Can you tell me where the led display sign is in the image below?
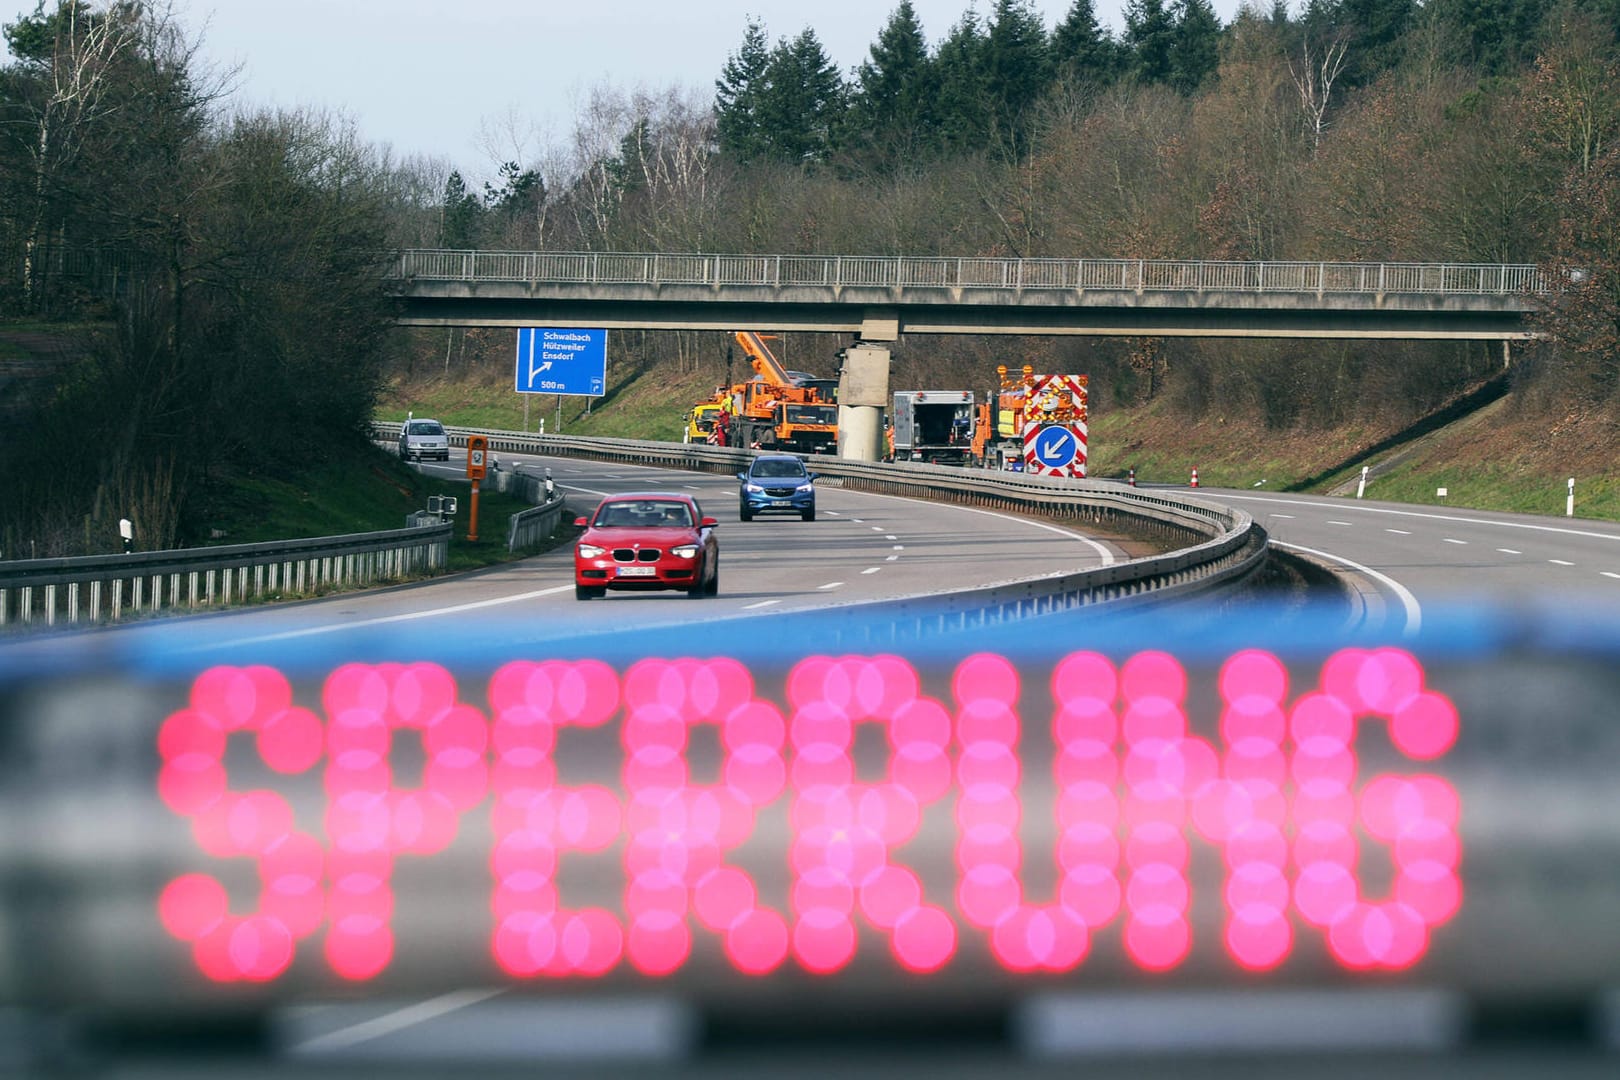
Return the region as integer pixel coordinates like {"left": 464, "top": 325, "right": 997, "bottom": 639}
{"left": 153, "top": 647, "right": 1459, "bottom": 985}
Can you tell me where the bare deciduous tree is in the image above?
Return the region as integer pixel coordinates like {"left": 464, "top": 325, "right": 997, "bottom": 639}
{"left": 1289, "top": 33, "right": 1348, "bottom": 153}
{"left": 11, "top": 0, "right": 141, "bottom": 305}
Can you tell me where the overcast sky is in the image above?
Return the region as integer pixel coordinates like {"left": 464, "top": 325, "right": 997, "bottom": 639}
{"left": 6, "top": 1, "right": 1250, "bottom": 179}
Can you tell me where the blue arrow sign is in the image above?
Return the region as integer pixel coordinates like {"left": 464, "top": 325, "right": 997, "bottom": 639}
{"left": 1031, "top": 425, "right": 1077, "bottom": 469}
{"left": 514, "top": 328, "right": 608, "bottom": 395}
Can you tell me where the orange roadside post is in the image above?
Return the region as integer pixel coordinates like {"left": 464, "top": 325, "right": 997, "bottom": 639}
{"left": 466, "top": 435, "right": 489, "bottom": 542}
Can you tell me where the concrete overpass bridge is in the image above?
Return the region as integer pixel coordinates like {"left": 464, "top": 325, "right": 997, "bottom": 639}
{"left": 385, "top": 249, "right": 1547, "bottom": 342}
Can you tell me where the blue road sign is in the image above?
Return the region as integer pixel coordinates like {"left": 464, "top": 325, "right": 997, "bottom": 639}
{"left": 1030, "top": 425, "right": 1078, "bottom": 469}
{"left": 515, "top": 328, "right": 607, "bottom": 395}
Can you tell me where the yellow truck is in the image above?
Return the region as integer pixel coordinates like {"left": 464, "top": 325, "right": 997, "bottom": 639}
{"left": 683, "top": 400, "right": 725, "bottom": 444}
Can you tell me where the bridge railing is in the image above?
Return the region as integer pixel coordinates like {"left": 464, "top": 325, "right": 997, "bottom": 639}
{"left": 388, "top": 249, "right": 1550, "bottom": 296}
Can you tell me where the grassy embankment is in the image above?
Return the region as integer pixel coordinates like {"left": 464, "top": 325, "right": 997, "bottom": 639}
{"left": 187, "top": 445, "right": 547, "bottom": 574}
{"left": 383, "top": 364, "right": 716, "bottom": 444}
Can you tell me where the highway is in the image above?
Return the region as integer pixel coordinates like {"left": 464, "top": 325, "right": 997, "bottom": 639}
{"left": 1212, "top": 488, "right": 1620, "bottom": 637}
{"left": 0, "top": 451, "right": 1134, "bottom": 672}
{"left": 4, "top": 451, "right": 1620, "bottom": 1076}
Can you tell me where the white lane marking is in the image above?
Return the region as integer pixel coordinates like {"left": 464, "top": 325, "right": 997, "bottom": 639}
{"left": 1386, "top": 529, "right": 1412, "bottom": 535}
{"left": 1550, "top": 559, "right": 1575, "bottom": 567}
{"left": 862, "top": 567, "right": 882, "bottom": 575}
{"left": 892, "top": 545, "right": 905, "bottom": 551}
{"left": 887, "top": 555, "right": 900, "bottom": 562}
{"left": 292, "top": 988, "right": 506, "bottom": 1053}
{"left": 1442, "top": 539, "right": 1468, "bottom": 546}
{"left": 207, "top": 585, "right": 577, "bottom": 647}
{"left": 818, "top": 582, "right": 844, "bottom": 590}
{"left": 1221, "top": 494, "right": 1620, "bottom": 542}
{"left": 1272, "top": 541, "right": 1422, "bottom": 638}
{"left": 742, "top": 600, "right": 781, "bottom": 610}
{"left": 851, "top": 518, "right": 864, "bottom": 523}
{"left": 559, "top": 482, "right": 614, "bottom": 497}
{"left": 1327, "top": 520, "right": 1353, "bottom": 526}
{"left": 1270, "top": 514, "right": 1295, "bottom": 519}
{"left": 885, "top": 534, "right": 898, "bottom": 540}
{"left": 1498, "top": 548, "right": 1521, "bottom": 555}
{"left": 1603, "top": 572, "right": 1620, "bottom": 581}
{"left": 870, "top": 526, "right": 884, "bottom": 532}
{"left": 826, "top": 511, "right": 841, "bottom": 516}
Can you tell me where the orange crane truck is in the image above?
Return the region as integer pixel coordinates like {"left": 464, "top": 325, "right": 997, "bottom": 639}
{"left": 721, "top": 331, "right": 838, "bottom": 453}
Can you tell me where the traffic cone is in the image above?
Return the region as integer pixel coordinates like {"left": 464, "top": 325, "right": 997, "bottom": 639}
{"left": 1128, "top": 467, "right": 1136, "bottom": 487}
{"left": 1190, "top": 467, "right": 1199, "bottom": 488}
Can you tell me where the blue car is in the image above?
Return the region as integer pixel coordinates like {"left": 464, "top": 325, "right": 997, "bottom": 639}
{"left": 738, "top": 454, "right": 817, "bottom": 521}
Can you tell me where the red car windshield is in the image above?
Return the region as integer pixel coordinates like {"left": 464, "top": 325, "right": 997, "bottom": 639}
{"left": 593, "top": 501, "right": 693, "bottom": 528}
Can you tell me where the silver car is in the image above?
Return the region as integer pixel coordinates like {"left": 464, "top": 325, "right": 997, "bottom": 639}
{"left": 398, "top": 418, "right": 450, "bottom": 462}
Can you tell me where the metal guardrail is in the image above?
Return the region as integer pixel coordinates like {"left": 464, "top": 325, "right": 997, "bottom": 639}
{"left": 373, "top": 423, "right": 1268, "bottom": 636}
{"left": 0, "top": 524, "right": 451, "bottom": 630}
{"left": 486, "top": 466, "right": 569, "bottom": 551}
{"left": 388, "top": 249, "right": 1549, "bottom": 297}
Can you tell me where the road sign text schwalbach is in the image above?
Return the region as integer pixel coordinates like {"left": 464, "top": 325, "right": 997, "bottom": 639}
{"left": 515, "top": 328, "right": 608, "bottom": 396}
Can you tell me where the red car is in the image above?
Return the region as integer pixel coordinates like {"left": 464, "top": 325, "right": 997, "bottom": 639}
{"left": 572, "top": 492, "right": 719, "bottom": 600}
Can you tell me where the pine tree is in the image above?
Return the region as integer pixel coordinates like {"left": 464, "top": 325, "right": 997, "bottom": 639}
{"left": 1429, "top": 0, "right": 1549, "bottom": 74}
{"left": 715, "top": 19, "right": 771, "bottom": 160}
{"left": 1170, "top": 0, "right": 1222, "bottom": 95}
{"left": 985, "top": 0, "right": 1051, "bottom": 150}
{"left": 853, "top": 1, "right": 938, "bottom": 156}
{"left": 758, "top": 28, "right": 846, "bottom": 164}
{"left": 440, "top": 171, "right": 482, "bottom": 248}
{"left": 1125, "top": 0, "right": 1178, "bottom": 85}
{"left": 1340, "top": 0, "right": 1417, "bottom": 82}
{"left": 934, "top": 10, "right": 991, "bottom": 151}
{"left": 1052, "top": 0, "right": 1120, "bottom": 86}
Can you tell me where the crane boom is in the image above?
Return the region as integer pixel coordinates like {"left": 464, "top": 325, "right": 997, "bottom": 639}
{"left": 734, "top": 330, "right": 795, "bottom": 387}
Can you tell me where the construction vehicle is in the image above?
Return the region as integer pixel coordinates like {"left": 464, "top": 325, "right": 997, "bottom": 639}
{"left": 972, "top": 365, "right": 1090, "bottom": 471}
{"left": 719, "top": 331, "right": 839, "bottom": 453}
{"left": 890, "top": 390, "right": 977, "bottom": 465}
{"left": 682, "top": 400, "right": 724, "bottom": 443}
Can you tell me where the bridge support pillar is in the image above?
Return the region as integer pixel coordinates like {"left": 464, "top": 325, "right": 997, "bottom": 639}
{"left": 836, "top": 343, "right": 891, "bottom": 462}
